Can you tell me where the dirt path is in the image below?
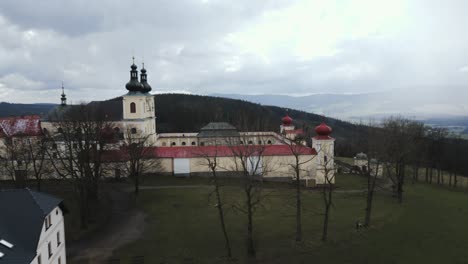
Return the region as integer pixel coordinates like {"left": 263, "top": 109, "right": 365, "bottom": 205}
{"left": 68, "top": 187, "right": 145, "bottom": 263}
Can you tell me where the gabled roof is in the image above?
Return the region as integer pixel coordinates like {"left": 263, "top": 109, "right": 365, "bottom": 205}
{"left": 198, "top": 122, "right": 240, "bottom": 138}
{"left": 0, "top": 189, "right": 63, "bottom": 263}
{"left": 0, "top": 115, "right": 42, "bottom": 138}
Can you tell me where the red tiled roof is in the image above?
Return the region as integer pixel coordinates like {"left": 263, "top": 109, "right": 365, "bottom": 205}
{"left": 102, "top": 144, "right": 317, "bottom": 162}
{"left": 0, "top": 115, "right": 42, "bottom": 138}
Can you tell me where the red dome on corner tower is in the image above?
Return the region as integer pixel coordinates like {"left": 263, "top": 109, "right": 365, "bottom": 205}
{"left": 282, "top": 115, "right": 293, "bottom": 126}
{"left": 315, "top": 122, "right": 332, "bottom": 136}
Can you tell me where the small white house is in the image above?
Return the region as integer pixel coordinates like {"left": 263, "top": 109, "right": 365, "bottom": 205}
{"left": 0, "top": 189, "right": 67, "bottom": 264}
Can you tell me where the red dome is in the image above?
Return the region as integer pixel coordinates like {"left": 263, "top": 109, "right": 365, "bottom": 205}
{"left": 315, "top": 122, "right": 332, "bottom": 136}
{"left": 282, "top": 115, "right": 293, "bottom": 126}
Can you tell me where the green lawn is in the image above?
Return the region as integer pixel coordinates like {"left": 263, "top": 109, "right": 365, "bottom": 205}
{"left": 110, "top": 174, "right": 468, "bottom": 263}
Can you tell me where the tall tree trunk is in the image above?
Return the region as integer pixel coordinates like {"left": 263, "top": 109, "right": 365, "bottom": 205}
{"left": 213, "top": 172, "right": 232, "bottom": 258}
{"left": 246, "top": 188, "right": 255, "bottom": 257}
{"left": 364, "top": 189, "right": 374, "bottom": 227}
{"left": 135, "top": 171, "right": 140, "bottom": 195}
{"left": 295, "top": 167, "right": 302, "bottom": 242}
{"left": 425, "top": 167, "right": 429, "bottom": 182}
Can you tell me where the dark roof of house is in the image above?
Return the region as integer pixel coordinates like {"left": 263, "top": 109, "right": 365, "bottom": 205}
{"left": 87, "top": 99, "right": 123, "bottom": 121}
{"left": 197, "top": 122, "right": 240, "bottom": 138}
{"left": 45, "top": 98, "right": 124, "bottom": 122}
{"left": 0, "top": 189, "right": 63, "bottom": 263}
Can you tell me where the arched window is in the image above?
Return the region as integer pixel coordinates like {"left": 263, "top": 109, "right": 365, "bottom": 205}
{"left": 57, "top": 127, "right": 63, "bottom": 133}
{"left": 258, "top": 140, "right": 262, "bottom": 145}
{"left": 267, "top": 140, "right": 272, "bottom": 144}
{"left": 114, "top": 127, "right": 120, "bottom": 133}
{"left": 130, "top": 102, "right": 136, "bottom": 113}
{"left": 162, "top": 142, "right": 167, "bottom": 146}
{"left": 171, "top": 142, "right": 176, "bottom": 146}
{"left": 191, "top": 142, "right": 196, "bottom": 146}
{"left": 248, "top": 140, "right": 253, "bottom": 145}
{"left": 131, "top": 128, "right": 137, "bottom": 134}
{"left": 200, "top": 142, "right": 205, "bottom": 146}
{"left": 182, "top": 142, "right": 186, "bottom": 146}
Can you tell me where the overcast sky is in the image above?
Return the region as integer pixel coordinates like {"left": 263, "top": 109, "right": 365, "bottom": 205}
{"left": 0, "top": 0, "right": 467, "bottom": 115}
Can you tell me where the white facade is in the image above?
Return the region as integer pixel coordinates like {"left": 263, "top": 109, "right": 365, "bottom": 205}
{"left": 30, "top": 206, "right": 67, "bottom": 264}
{"left": 122, "top": 93, "right": 157, "bottom": 145}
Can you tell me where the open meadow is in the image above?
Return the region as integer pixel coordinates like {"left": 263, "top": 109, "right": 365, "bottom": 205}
{"left": 107, "top": 174, "right": 468, "bottom": 264}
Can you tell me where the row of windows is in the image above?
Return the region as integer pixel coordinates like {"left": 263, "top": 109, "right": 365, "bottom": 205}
{"left": 38, "top": 209, "right": 62, "bottom": 264}
{"left": 161, "top": 140, "right": 275, "bottom": 147}
{"left": 130, "top": 102, "right": 154, "bottom": 114}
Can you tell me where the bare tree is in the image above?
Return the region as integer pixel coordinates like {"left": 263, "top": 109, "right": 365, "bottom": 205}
{"left": 121, "top": 127, "right": 160, "bottom": 195}
{"left": 25, "top": 137, "right": 50, "bottom": 191}
{"left": 0, "top": 136, "right": 30, "bottom": 184}
{"left": 284, "top": 137, "right": 316, "bottom": 242}
{"left": 319, "top": 148, "right": 335, "bottom": 242}
{"left": 381, "top": 117, "right": 423, "bottom": 203}
{"left": 194, "top": 142, "right": 232, "bottom": 259}
{"left": 47, "top": 103, "right": 113, "bottom": 228}
{"left": 228, "top": 137, "right": 270, "bottom": 258}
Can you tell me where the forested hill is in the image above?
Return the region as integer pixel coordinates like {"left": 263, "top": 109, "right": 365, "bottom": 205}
{"left": 0, "top": 94, "right": 365, "bottom": 156}
{"left": 155, "top": 94, "right": 365, "bottom": 156}
{"left": 0, "top": 102, "right": 57, "bottom": 117}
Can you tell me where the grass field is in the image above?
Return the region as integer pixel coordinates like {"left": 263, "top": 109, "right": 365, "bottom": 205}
{"left": 109, "top": 174, "right": 468, "bottom": 264}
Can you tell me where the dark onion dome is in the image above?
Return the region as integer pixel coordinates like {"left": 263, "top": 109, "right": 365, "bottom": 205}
{"left": 315, "top": 122, "right": 332, "bottom": 136}
{"left": 140, "top": 66, "right": 152, "bottom": 93}
{"left": 281, "top": 114, "right": 293, "bottom": 126}
{"left": 126, "top": 62, "right": 144, "bottom": 92}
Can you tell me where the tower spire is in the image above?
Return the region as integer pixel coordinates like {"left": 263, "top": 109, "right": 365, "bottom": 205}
{"left": 61, "top": 82, "right": 67, "bottom": 106}
{"left": 125, "top": 57, "right": 143, "bottom": 92}
{"left": 140, "top": 61, "right": 152, "bottom": 93}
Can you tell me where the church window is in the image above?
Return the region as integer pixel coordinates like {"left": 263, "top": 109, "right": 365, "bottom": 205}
{"left": 130, "top": 102, "right": 136, "bottom": 113}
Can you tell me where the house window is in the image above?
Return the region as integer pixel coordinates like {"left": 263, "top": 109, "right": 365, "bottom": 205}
{"left": 38, "top": 254, "right": 42, "bottom": 264}
{"left": 44, "top": 214, "right": 52, "bottom": 231}
{"left": 57, "top": 231, "right": 61, "bottom": 246}
{"left": 131, "top": 128, "right": 137, "bottom": 134}
{"left": 324, "top": 156, "right": 328, "bottom": 163}
{"left": 130, "top": 102, "right": 136, "bottom": 113}
{"left": 58, "top": 256, "right": 61, "bottom": 264}
{"left": 48, "top": 242, "right": 52, "bottom": 258}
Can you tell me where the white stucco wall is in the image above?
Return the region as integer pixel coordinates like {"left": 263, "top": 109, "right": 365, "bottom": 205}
{"left": 30, "top": 206, "right": 66, "bottom": 264}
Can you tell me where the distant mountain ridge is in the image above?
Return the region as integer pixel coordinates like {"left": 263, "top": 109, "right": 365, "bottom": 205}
{"left": 0, "top": 102, "right": 57, "bottom": 117}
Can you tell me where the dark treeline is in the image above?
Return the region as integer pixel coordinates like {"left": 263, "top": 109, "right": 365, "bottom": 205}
{"left": 154, "top": 93, "right": 364, "bottom": 155}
